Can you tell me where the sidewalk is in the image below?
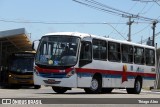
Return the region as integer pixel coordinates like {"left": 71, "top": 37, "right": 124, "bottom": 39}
{"left": 151, "top": 89, "right": 160, "bottom": 92}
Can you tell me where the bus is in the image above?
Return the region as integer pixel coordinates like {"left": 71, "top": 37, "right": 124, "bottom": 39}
{"left": 8, "top": 52, "right": 41, "bottom": 89}
{"left": 33, "top": 32, "right": 156, "bottom": 94}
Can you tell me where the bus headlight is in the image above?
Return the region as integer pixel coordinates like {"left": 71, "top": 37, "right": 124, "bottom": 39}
{"left": 9, "top": 74, "right": 12, "bottom": 77}
{"left": 9, "top": 74, "right": 15, "bottom": 79}
{"left": 66, "top": 68, "right": 76, "bottom": 78}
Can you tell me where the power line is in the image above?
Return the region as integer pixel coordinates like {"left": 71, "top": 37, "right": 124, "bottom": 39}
{"left": 0, "top": 18, "right": 128, "bottom": 40}
{"left": 72, "top": 0, "right": 122, "bottom": 16}
{"left": 132, "top": 24, "right": 150, "bottom": 35}
{"left": 133, "top": 0, "right": 160, "bottom": 44}
{"left": 138, "top": 32, "right": 160, "bottom": 44}
{"left": 133, "top": 0, "right": 160, "bottom": 7}
{"left": 108, "top": 1, "right": 138, "bottom": 37}
{"left": 128, "top": 1, "right": 139, "bottom": 12}
{"left": 122, "top": 1, "right": 153, "bottom": 35}
{"left": 85, "top": 0, "right": 129, "bottom": 40}
{"left": 106, "top": 23, "right": 128, "bottom": 40}
{"left": 110, "top": 1, "right": 150, "bottom": 38}
{"left": 0, "top": 19, "right": 126, "bottom": 25}
{"left": 157, "top": 15, "right": 160, "bottom": 19}
{"left": 155, "top": 0, "right": 160, "bottom": 6}
{"left": 137, "top": 2, "right": 149, "bottom": 15}
{"left": 138, "top": 3, "right": 154, "bottom": 15}
{"left": 133, "top": 0, "right": 160, "bottom": 2}
{"left": 73, "top": 0, "right": 158, "bottom": 21}
{"left": 73, "top": 0, "right": 159, "bottom": 41}
{"left": 83, "top": 0, "right": 134, "bottom": 16}
{"left": 126, "top": 1, "right": 155, "bottom": 37}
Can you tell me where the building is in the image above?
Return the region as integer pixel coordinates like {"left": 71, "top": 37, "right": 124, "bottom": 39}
{"left": 0, "top": 28, "right": 34, "bottom": 85}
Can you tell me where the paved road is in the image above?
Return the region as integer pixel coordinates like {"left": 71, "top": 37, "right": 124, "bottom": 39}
{"left": 0, "top": 86, "right": 160, "bottom": 107}
{"left": 0, "top": 86, "right": 160, "bottom": 98}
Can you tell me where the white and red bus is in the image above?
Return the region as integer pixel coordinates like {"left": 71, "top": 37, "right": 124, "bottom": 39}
{"left": 33, "top": 32, "right": 156, "bottom": 94}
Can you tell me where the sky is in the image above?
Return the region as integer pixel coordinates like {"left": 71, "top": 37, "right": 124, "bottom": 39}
{"left": 0, "top": 0, "right": 160, "bottom": 47}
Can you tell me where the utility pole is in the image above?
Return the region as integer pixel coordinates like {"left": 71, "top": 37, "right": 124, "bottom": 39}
{"left": 141, "top": 36, "right": 143, "bottom": 44}
{"left": 127, "top": 16, "right": 134, "bottom": 42}
{"left": 152, "top": 20, "right": 158, "bottom": 47}
{"left": 122, "top": 14, "right": 138, "bottom": 42}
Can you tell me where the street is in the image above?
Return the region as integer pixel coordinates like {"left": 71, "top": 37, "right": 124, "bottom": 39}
{"left": 0, "top": 86, "right": 160, "bottom": 98}
{"left": 0, "top": 86, "right": 160, "bottom": 107}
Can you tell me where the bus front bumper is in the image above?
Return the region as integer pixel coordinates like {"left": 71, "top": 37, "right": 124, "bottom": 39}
{"left": 33, "top": 72, "right": 77, "bottom": 88}
{"left": 8, "top": 73, "right": 34, "bottom": 85}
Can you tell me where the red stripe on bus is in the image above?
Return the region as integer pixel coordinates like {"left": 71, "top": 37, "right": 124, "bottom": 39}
{"left": 35, "top": 66, "right": 72, "bottom": 73}
{"left": 75, "top": 68, "right": 156, "bottom": 78}
{"left": 35, "top": 66, "right": 156, "bottom": 78}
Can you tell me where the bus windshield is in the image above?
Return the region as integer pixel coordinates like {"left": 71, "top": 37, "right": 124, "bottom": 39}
{"left": 35, "top": 36, "right": 80, "bottom": 67}
{"left": 10, "top": 58, "right": 34, "bottom": 73}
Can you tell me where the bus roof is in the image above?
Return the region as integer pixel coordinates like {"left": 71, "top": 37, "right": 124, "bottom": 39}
{"left": 45, "top": 32, "right": 155, "bottom": 49}
{"left": 45, "top": 32, "right": 90, "bottom": 38}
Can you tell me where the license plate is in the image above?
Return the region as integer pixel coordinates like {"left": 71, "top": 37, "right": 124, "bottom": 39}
{"left": 43, "top": 79, "right": 60, "bottom": 84}
{"left": 48, "top": 79, "right": 55, "bottom": 83}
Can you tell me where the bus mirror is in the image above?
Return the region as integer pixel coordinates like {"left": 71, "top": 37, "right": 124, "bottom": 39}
{"left": 32, "top": 40, "right": 40, "bottom": 51}
{"left": 32, "top": 42, "right": 35, "bottom": 50}
{"left": 85, "top": 44, "right": 90, "bottom": 52}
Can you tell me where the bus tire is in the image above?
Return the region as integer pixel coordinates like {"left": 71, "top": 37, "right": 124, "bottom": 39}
{"left": 101, "top": 88, "right": 113, "bottom": 93}
{"left": 34, "top": 85, "right": 41, "bottom": 89}
{"left": 127, "top": 78, "right": 142, "bottom": 94}
{"left": 84, "top": 76, "right": 102, "bottom": 94}
{"left": 9, "top": 84, "right": 21, "bottom": 89}
{"left": 52, "top": 87, "right": 68, "bottom": 94}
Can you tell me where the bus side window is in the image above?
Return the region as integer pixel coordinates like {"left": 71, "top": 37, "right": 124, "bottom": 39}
{"left": 92, "top": 39, "right": 107, "bottom": 60}
{"left": 145, "top": 49, "right": 155, "bottom": 66}
{"left": 108, "top": 42, "right": 121, "bottom": 62}
{"left": 134, "top": 47, "right": 144, "bottom": 65}
{"left": 79, "top": 41, "right": 92, "bottom": 67}
{"left": 80, "top": 42, "right": 92, "bottom": 60}
{"left": 122, "top": 44, "right": 133, "bottom": 63}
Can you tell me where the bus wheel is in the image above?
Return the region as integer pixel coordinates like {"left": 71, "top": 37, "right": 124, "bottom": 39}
{"left": 101, "top": 88, "right": 113, "bottom": 93}
{"left": 52, "top": 87, "right": 68, "bottom": 94}
{"left": 9, "top": 84, "right": 21, "bottom": 89}
{"left": 127, "top": 78, "right": 142, "bottom": 94}
{"left": 84, "top": 76, "right": 102, "bottom": 94}
{"left": 34, "top": 85, "right": 41, "bottom": 89}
